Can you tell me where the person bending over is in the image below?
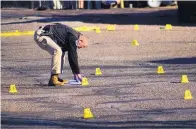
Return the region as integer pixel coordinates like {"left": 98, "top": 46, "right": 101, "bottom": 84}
{"left": 34, "top": 23, "right": 88, "bottom": 86}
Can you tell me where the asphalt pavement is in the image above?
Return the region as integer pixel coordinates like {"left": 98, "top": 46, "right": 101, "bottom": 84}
{"left": 1, "top": 7, "right": 196, "bottom": 129}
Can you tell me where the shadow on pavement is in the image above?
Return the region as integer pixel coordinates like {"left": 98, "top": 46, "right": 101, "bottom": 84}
{"left": 1, "top": 8, "right": 196, "bottom": 27}
{"left": 149, "top": 57, "right": 196, "bottom": 64}
{"left": 1, "top": 60, "right": 196, "bottom": 87}
{"left": 2, "top": 112, "right": 196, "bottom": 129}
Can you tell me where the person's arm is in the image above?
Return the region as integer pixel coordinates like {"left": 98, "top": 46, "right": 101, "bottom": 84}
{"left": 68, "top": 44, "right": 83, "bottom": 81}
{"left": 68, "top": 34, "right": 80, "bottom": 74}
{"left": 68, "top": 46, "right": 80, "bottom": 74}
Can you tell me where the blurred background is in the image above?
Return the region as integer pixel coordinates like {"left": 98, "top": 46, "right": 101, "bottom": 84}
{"left": 1, "top": 0, "right": 196, "bottom": 23}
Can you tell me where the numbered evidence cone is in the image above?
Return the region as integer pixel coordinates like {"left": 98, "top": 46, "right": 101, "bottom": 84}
{"left": 82, "top": 77, "right": 89, "bottom": 86}
{"left": 165, "top": 24, "right": 172, "bottom": 30}
{"left": 181, "top": 75, "right": 189, "bottom": 83}
{"left": 132, "top": 40, "right": 139, "bottom": 46}
{"left": 95, "top": 68, "right": 102, "bottom": 76}
{"left": 157, "top": 66, "right": 165, "bottom": 74}
{"left": 106, "top": 25, "right": 115, "bottom": 31}
{"left": 134, "top": 24, "right": 139, "bottom": 31}
{"left": 9, "top": 84, "right": 17, "bottom": 93}
{"left": 184, "top": 90, "right": 193, "bottom": 100}
{"left": 84, "top": 108, "right": 94, "bottom": 119}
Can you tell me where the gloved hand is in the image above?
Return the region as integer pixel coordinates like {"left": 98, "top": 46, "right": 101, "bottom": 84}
{"left": 74, "top": 74, "right": 82, "bottom": 82}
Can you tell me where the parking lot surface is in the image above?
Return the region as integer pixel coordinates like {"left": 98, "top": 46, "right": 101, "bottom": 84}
{"left": 1, "top": 7, "right": 196, "bottom": 129}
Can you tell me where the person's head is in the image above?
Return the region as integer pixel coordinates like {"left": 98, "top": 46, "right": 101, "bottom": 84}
{"left": 77, "top": 34, "right": 88, "bottom": 49}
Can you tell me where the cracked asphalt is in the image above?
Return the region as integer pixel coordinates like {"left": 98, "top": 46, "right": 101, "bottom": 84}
{"left": 1, "top": 7, "right": 196, "bottom": 129}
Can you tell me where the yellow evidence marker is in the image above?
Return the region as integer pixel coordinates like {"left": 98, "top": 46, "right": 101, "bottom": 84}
{"left": 165, "top": 24, "right": 172, "bottom": 30}
{"left": 181, "top": 75, "right": 189, "bottom": 83}
{"left": 157, "top": 66, "right": 164, "bottom": 74}
{"left": 9, "top": 84, "right": 17, "bottom": 93}
{"left": 84, "top": 108, "right": 94, "bottom": 119}
{"left": 106, "top": 25, "right": 115, "bottom": 31}
{"left": 95, "top": 68, "right": 102, "bottom": 76}
{"left": 134, "top": 24, "right": 139, "bottom": 31}
{"left": 82, "top": 77, "right": 89, "bottom": 86}
{"left": 132, "top": 40, "right": 139, "bottom": 46}
{"left": 95, "top": 27, "right": 101, "bottom": 33}
{"left": 184, "top": 90, "right": 193, "bottom": 100}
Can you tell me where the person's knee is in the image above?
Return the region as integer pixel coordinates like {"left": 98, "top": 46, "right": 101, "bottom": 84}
{"left": 54, "top": 48, "right": 63, "bottom": 56}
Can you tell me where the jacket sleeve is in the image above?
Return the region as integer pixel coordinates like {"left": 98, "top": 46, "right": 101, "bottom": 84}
{"left": 67, "top": 34, "right": 80, "bottom": 74}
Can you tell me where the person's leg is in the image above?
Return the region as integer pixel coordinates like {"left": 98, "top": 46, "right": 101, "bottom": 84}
{"left": 34, "top": 31, "right": 65, "bottom": 86}
{"left": 95, "top": 1, "right": 101, "bottom": 9}
{"left": 78, "top": 0, "right": 81, "bottom": 8}
{"left": 58, "top": 52, "right": 68, "bottom": 84}
{"left": 60, "top": 52, "right": 65, "bottom": 74}
{"left": 81, "top": 0, "right": 84, "bottom": 8}
{"left": 87, "top": 0, "right": 92, "bottom": 9}
{"left": 42, "top": 36, "right": 69, "bottom": 86}
{"left": 40, "top": 36, "right": 62, "bottom": 74}
{"left": 72, "top": 1, "right": 76, "bottom": 9}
